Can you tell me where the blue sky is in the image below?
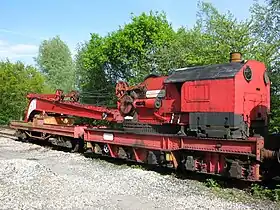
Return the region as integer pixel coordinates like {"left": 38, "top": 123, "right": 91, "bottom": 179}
{"left": 0, "top": 0, "right": 265, "bottom": 66}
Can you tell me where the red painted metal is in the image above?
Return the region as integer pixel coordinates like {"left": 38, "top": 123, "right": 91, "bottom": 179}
{"left": 27, "top": 89, "right": 79, "bottom": 102}
{"left": 10, "top": 120, "right": 87, "bottom": 138}
{"left": 219, "top": 155, "right": 226, "bottom": 173}
{"left": 9, "top": 119, "right": 263, "bottom": 158}
{"left": 181, "top": 79, "right": 234, "bottom": 112}
{"left": 133, "top": 148, "right": 147, "bottom": 162}
{"left": 82, "top": 128, "right": 265, "bottom": 180}
{"left": 9, "top": 114, "right": 270, "bottom": 181}
{"left": 234, "top": 60, "right": 270, "bottom": 127}
{"left": 22, "top": 59, "right": 270, "bottom": 137}
{"left": 115, "top": 59, "right": 270, "bottom": 133}
{"left": 83, "top": 128, "right": 263, "bottom": 157}
{"left": 115, "top": 75, "right": 184, "bottom": 124}
{"left": 24, "top": 95, "right": 123, "bottom": 123}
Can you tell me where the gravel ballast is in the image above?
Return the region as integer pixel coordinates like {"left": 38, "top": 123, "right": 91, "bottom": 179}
{"left": 0, "top": 136, "right": 278, "bottom": 210}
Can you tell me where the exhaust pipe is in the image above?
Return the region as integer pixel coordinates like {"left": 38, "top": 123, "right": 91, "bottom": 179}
{"left": 230, "top": 52, "right": 242, "bottom": 63}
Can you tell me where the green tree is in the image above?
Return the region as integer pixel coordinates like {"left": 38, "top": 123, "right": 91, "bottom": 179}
{"left": 75, "top": 11, "right": 175, "bottom": 106}
{"left": 155, "top": 2, "right": 253, "bottom": 70}
{"left": 35, "top": 35, "right": 75, "bottom": 93}
{"left": 0, "top": 60, "right": 47, "bottom": 124}
{"left": 250, "top": 0, "right": 280, "bottom": 132}
{"left": 74, "top": 34, "right": 115, "bottom": 106}
{"left": 74, "top": 41, "right": 89, "bottom": 92}
{"left": 104, "top": 11, "right": 175, "bottom": 84}
{"left": 250, "top": 0, "right": 280, "bottom": 45}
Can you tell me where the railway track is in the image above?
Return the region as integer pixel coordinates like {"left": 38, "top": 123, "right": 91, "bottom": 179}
{"left": 0, "top": 126, "right": 16, "bottom": 137}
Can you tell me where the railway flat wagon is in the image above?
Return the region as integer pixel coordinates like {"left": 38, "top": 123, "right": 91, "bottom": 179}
{"left": 9, "top": 53, "right": 280, "bottom": 182}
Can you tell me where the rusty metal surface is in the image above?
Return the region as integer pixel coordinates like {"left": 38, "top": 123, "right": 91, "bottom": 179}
{"left": 261, "top": 148, "right": 277, "bottom": 159}
{"left": 10, "top": 120, "right": 76, "bottom": 138}
{"left": 230, "top": 52, "right": 242, "bottom": 63}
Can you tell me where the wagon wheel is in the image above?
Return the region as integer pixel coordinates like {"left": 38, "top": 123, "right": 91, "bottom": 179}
{"left": 115, "top": 81, "right": 129, "bottom": 99}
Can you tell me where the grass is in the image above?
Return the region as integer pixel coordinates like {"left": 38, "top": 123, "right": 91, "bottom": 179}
{"left": 204, "top": 178, "right": 280, "bottom": 204}
{"left": 250, "top": 184, "right": 280, "bottom": 202}
{"left": 204, "top": 178, "right": 221, "bottom": 188}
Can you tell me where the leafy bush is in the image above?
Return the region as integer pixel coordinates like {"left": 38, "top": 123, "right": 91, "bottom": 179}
{"left": 0, "top": 60, "right": 49, "bottom": 124}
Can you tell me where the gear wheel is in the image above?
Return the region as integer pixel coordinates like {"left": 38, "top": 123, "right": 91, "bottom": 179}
{"left": 115, "top": 81, "right": 129, "bottom": 99}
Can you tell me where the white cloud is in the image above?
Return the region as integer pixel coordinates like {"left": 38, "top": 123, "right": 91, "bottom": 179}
{"left": 9, "top": 44, "right": 38, "bottom": 54}
{"left": 0, "top": 40, "right": 8, "bottom": 46}
{"left": 0, "top": 40, "right": 38, "bottom": 60}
